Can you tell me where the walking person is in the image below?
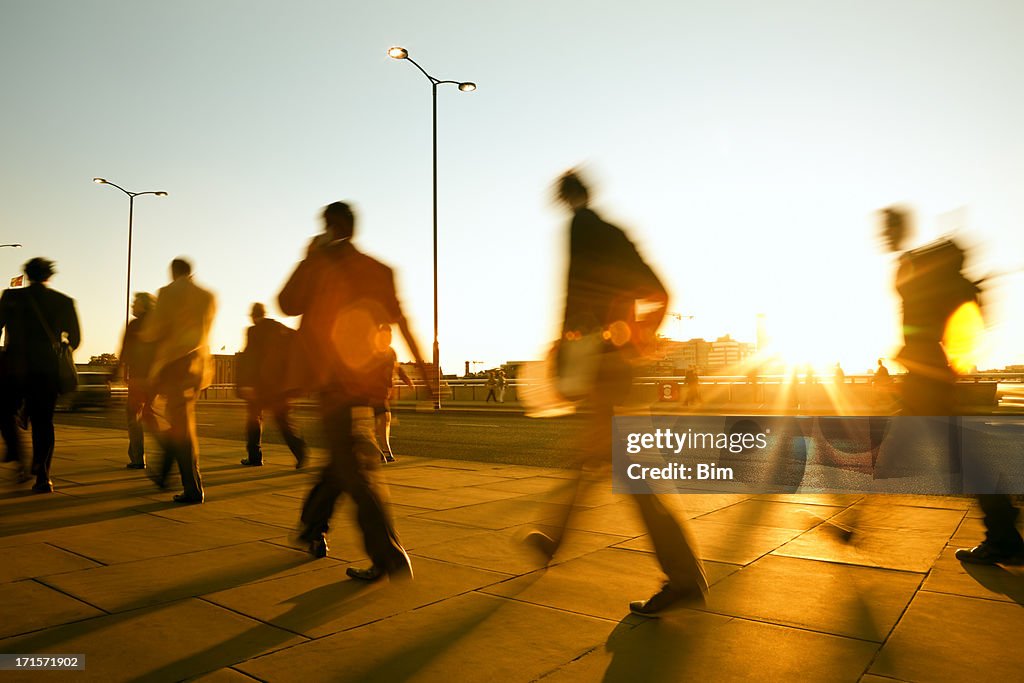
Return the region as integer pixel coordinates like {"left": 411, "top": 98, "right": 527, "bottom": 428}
{"left": 484, "top": 371, "right": 498, "bottom": 403}
{"left": 113, "top": 292, "right": 158, "bottom": 469}
{"left": 879, "top": 207, "right": 1021, "bottom": 563}
{"left": 280, "top": 201, "right": 432, "bottom": 579}
{"left": 0, "top": 258, "right": 81, "bottom": 493}
{"left": 237, "top": 303, "right": 307, "bottom": 468}
{"left": 141, "top": 258, "right": 216, "bottom": 504}
{"left": 526, "top": 171, "right": 707, "bottom": 616}
{"left": 496, "top": 368, "right": 508, "bottom": 403}
{"left": 371, "top": 324, "right": 414, "bottom": 464}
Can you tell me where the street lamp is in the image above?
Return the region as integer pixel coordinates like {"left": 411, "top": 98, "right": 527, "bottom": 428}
{"left": 93, "top": 177, "right": 167, "bottom": 338}
{"left": 388, "top": 46, "right": 475, "bottom": 409}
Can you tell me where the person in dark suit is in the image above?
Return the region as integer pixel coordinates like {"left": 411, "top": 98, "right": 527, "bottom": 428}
{"left": 113, "top": 292, "right": 158, "bottom": 469}
{"left": 526, "top": 171, "right": 707, "bottom": 616}
{"left": 237, "top": 302, "right": 307, "bottom": 467}
{"left": 139, "top": 258, "right": 216, "bottom": 504}
{"left": 0, "top": 258, "right": 81, "bottom": 493}
{"left": 279, "top": 201, "right": 432, "bottom": 580}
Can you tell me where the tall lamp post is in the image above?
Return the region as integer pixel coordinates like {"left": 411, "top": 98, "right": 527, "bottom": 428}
{"left": 388, "top": 46, "right": 475, "bottom": 409}
{"left": 93, "top": 178, "right": 167, "bottom": 336}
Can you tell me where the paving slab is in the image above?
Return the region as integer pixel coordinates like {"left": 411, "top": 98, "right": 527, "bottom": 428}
{"left": 412, "top": 524, "right": 628, "bottom": 575}
{"left": 483, "top": 548, "right": 737, "bottom": 621}
{"left": 386, "top": 483, "right": 525, "bottom": 510}
{"left": 540, "top": 611, "right": 879, "bottom": 683}
{"left": 39, "top": 541, "right": 315, "bottom": 613}
{"left": 48, "top": 518, "right": 288, "bottom": 565}
{"left": 695, "top": 499, "right": 843, "bottom": 530}
{"left": 236, "top": 591, "right": 617, "bottom": 683}
{"left": 617, "top": 519, "right": 803, "bottom": 566}
{"left": 187, "top": 667, "right": 258, "bottom": 682}
{"left": 205, "top": 556, "right": 509, "bottom": 638}
{"left": 416, "top": 498, "right": 565, "bottom": 530}
{"left": 538, "top": 501, "right": 649, "bottom": 538}
{"left": 829, "top": 502, "right": 965, "bottom": 536}
{"left": 0, "top": 580, "right": 104, "bottom": 639}
{"left": 702, "top": 555, "right": 922, "bottom": 641}
{"left": 921, "top": 546, "right": 1024, "bottom": 603}
{"left": 772, "top": 524, "right": 949, "bottom": 573}
{"left": 870, "top": 591, "right": 1024, "bottom": 681}
{"left": 754, "top": 493, "right": 865, "bottom": 507}
{"left": 0, "top": 543, "right": 102, "bottom": 582}
{"left": 0, "top": 598, "right": 305, "bottom": 683}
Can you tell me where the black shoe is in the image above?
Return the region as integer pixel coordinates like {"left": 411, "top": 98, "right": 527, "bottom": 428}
{"left": 31, "top": 480, "right": 54, "bottom": 493}
{"left": 172, "top": 494, "right": 203, "bottom": 504}
{"left": 525, "top": 530, "right": 558, "bottom": 564}
{"left": 240, "top": 459, "right": 263, "bottom": 467}
{"left": 629, "top": 583, "right": 705, "bottom": 617}
{"left": 309, "top": 535, "right": 329, "bottom": 559}
{"left": 295, "top": 451, "right": 308, "bottom": 470}
{"left": 346, "top": 548, "right": 413, "bottom": 582}
{"left": 126, "top": 463, "right": 146, "bottom": 470}
{"left": 383, "top": 453, "right": 396, "bottom": 463}
{"left": 955, "top": 543, "right": 1024, "bottom": 565}
{"left": 346, "top": 565, "right": 384, "bottom": 581}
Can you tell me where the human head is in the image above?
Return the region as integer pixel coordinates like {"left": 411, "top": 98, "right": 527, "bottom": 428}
{"left": 132, "top": 292, "right": 156, "bottom": 318}
{"left": 251, "top": 302, "right": 266, "bottom": 323}
{"left": 170, "top": 257, "right": 192, "bottom": 280}
{"left": 556, "top": 170, "right": 589, "bottom": 210}
{"left": 879, "top": 206, "right": 911, "bottom": 252}
{"left": 24, "top": 257, "right": 55, "bottom": 284}
{"left": 323, "top": 201, "right": 355, "bottom": 240}
{"left": 877, "top": 358, "right": 885, "bottom": 367}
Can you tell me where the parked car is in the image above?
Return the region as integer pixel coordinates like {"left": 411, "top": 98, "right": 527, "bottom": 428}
{"left": 56, "top": 371, "right": 112, "bottom": 411}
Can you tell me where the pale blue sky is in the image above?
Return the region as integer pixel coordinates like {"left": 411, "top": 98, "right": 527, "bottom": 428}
{"left": 2, "top": 1, "right": 1023, "bottom": 373}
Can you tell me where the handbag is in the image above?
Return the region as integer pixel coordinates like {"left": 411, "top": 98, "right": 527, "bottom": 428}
{"left": 27, "top": 293, "right": 78, "bottom": 395}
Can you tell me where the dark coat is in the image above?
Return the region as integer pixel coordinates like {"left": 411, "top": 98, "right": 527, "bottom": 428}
{"left": 238, "top": 318, "right": 295, "bottom": 399}
{"left": 0, "top": 283, "right": 81, "bottom": 383}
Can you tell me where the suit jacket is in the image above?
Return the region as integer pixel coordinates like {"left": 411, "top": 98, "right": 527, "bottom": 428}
{"left": 139, "top": 276, "right": 217, "bottom": 390}
{"left": 0, "top": 283, "right": 81, "bottom": 381}
{"left": 238, "top": 318, "right": 295, "bottom": 398}
{"left": 279, "top": 238, "right": 402, "bottom": 398}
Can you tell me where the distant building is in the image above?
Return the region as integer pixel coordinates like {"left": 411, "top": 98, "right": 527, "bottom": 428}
{"left": 659, "top": 338, "right": 712, "bottom": 374}
{"left": 707, "top": 335, "right": 756, "bottom": 374}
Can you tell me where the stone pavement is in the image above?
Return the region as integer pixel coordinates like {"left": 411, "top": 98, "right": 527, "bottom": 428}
{"left": 0, "top": 425, "right": 1021, "bottom": 682}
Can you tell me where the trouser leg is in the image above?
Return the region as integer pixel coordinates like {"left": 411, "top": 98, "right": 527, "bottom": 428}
{"left": 272, "top": 400, "right": 306, "bottom": 462}
{"left": 978, "top": 494, "right": 1023, "bottom": 552}
{"left": 26, "top": 386, "right": 57, "bottom": 483}
{"left": 166, "top": 387, "right": 203, "bottom": 499}
{"left": 126, "top": 388, "right": 147, "bottom": 465}
{"left": 245, "top": 400, "right": 263, "bottom": 463}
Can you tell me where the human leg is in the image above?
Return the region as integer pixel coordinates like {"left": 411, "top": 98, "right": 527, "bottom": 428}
{"left": 243, "top": 399, "right": 264, "bottom": 465}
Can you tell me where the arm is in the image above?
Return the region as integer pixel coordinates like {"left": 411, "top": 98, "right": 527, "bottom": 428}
{"left": 395, "top": 313, "right": 434, "bottom": 397}
{"left": 65, "top": 298, "right": 82, "bottom": 350}
{"left": 395, "top": 361, "right": 413, "bottom": 389}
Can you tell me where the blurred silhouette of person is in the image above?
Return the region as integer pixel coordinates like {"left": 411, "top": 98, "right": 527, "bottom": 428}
{"left": 140, "top": 258, "right": 216, "bottom": 504}
{"left": 113, "top": 292, "right": 158, "bottom": 470}
{"left": 833, "top": 362, "right": 845, "bottom": 385}
{"left": 280, "top": 201, "right": 432, "bottom": 580}
{"left": 496, "top": 368, "right": 508, "bottom": 403}
{"left": 484, "top": 371, "right": 498, "bottom": 402}
{"left": 879, "top": 207, "right": 1021, "bottom": 563}
{"left": 237, "top": 303, "right": 307, "bottom": 468}
{"left": 0, "top": 258, "right": 80, "bottom": 492}
{"left": 683, "top": 366, "right": 701, "bottom": 406}
{"left": 526, "top": 170, "right": 707, "bottom": 616}
{"left": 370, "top": 324, "right": 413, "bottom": 464}
{"left": 872, "top": 358, "right": 891, "bottom": 386}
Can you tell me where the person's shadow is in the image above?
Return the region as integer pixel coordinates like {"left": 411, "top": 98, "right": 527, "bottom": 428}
{"left": 963, "top": 562, "right": 1024, "bottom": 605}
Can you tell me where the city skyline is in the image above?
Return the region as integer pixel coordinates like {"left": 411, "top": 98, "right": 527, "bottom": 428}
{"left": 3, "top": 1, "right": 1023, "bottom": 374}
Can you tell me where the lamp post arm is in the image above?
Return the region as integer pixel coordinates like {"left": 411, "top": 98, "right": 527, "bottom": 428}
{"left": 101, "top": 180, "right": 133, "bottom": 196}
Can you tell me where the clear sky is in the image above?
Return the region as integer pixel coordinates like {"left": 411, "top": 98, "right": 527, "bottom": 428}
{"left": 2, "top": 1, "right": 1023, "bottom": 374}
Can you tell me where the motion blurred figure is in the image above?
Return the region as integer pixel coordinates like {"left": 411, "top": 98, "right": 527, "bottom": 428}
{"left": 141, "top": 258, "right": 216, "bottom": 504}
{"left": 370, "top": 324, "right": 413, "bottom": 464}
{"left": 237, "top": 303, "right": 307, "bottom": 468}
{"left": 114, "top": 292, "right": 157, "bottom": 469}
{"left": 280, "top": 201, "right": 431, "bottom": 580}
{"left": 879, "top": 207, "right": 1021, "bottom": 564}
{"left": 527, "top": 171, "right": 707, "bottom": 616}
{"left": 0, "top": 258, "right": 80, "bottom": 492}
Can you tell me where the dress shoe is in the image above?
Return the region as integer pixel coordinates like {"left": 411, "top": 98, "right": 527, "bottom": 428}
{"left": 240, "top": 458, "right": 263, "bottom": 467}
{"left": 346, "top": 548, "right": 413, "bottom": 582}
{"left": 525, "top": 530, "right": 558, "bottom": 564}
{"left": 955, "top": 543, "right": 1024, "bottom": 565}
{"left": 383, "top": 453, "right": 396, "bottom": 463}
{"left": 308, "top": 535, "right": 329, "bottom": 559}
{"left": 172, "top": 494, "right": 203, "bottom": 504}
{"left": 629, "top": 582, "right": 705, "bottom": 617}
{"left": 346, "top": 565, "right": 384, "bottom": 581}
{"left": 295, "top": 451, "right": 308, "bottom": 470}
{"left": 31, "top": 480, "right": 54, "bottom": 493}
{"left": 126, "top": 463, "right": 146, "bottom": 470}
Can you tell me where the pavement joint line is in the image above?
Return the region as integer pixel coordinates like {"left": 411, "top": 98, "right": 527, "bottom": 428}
{"left": 193, "top": 595, "right": 314, "bottom": 645}
{"left": 699, "top": 608, "right": 891, "bottom": 647}
{"left": 917, "top": 586, "right": 1023, "bottom": 605}
{"left": 30, "top": 576, "right": 111, "bottom": 616}
{"left": 42, "top": 540, "right": 110, "bottom": 568}
{"left": 765, "top": 552, "right": 934, "bottom": 575}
